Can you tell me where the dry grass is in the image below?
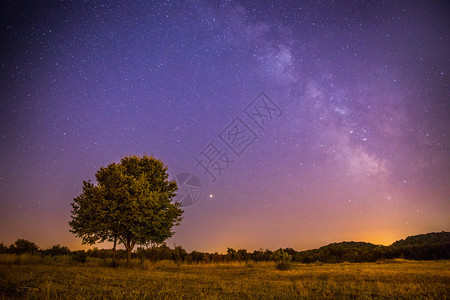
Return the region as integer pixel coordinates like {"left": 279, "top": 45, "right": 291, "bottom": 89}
{"left": 0, "top": 255, "right": 449, "bottom": 299}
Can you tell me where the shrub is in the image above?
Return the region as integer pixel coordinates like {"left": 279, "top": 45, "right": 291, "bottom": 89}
{"left": 184, "top": 254, "right": 193, "bottom": 264}
{"left": 72, "top": 250, "right": 87, "bottom": 263}
{"left": 272, "top": 249, "right": 292, "bottom": 270}
{"left": 44, "top": 244, "right": 71, "bottom": 256}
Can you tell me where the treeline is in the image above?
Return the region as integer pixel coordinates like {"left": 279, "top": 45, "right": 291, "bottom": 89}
{"left": 291, "top": 240, "right": 449, "bottom": 263}
{"left": 0, "top": 239, "right": 77, "bottom": 258}
{"left": 292, "top": 232, "right": 450, "bottom": 262}
{"left": 1, "top": 232, "right": 449, "bottom": 263}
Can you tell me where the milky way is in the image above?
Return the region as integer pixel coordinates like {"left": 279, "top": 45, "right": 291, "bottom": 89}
{"left": 1, "top": 1, "right": 449, "bottom": 252}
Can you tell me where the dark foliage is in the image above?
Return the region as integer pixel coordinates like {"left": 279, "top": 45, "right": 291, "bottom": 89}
{"left": 0, "top": 243, "right": 8, "bottom": 254}
{"left": 9, "top": 239, "right": 39, "bottom": 254}
{"left": 292, "top": 232, "right": 450, "bottom": 263}
{"left": 42, "top": 244, "right": 71, "bottom": 256}
{"left": 1, "top": 232, "right": 448, "bottom": 263}
{"left": 72, "top": 250, "right": 87, "bottom": 263}
{"left": 391, "top": 231, "right": 450, "bottom": 247}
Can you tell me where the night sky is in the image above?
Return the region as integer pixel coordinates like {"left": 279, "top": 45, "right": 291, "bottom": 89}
{"left": 1, "top": 1, "right": 449, "bottom": 253}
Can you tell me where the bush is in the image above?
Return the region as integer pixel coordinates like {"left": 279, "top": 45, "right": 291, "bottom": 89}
{"left": 72, "top": 250, "right": 87, "bottom": 263}
{"left": 44, "top": 244, "right": 71, "bottom": 256}
{"left": 184, "top": 254, "right": 193, "bottom": 264}
{"left": 272, "top": 249, "right": 292, "bottom": 270}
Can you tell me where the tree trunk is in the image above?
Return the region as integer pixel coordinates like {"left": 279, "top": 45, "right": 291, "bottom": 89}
{"left": 112, "top": 236, "right": 117, "bottom": 266}
{"left": 127, "top": 247, "right": 131, "bottom": 263}
{"left": 125, "top": 239, "right": 135, "bottom": 264}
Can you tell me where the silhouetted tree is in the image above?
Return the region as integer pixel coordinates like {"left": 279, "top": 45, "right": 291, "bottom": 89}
{"left": 10, "top": 239, "right": 39, "bottom": 254}
{"left": 252, "top": 250, "right": 264, "bottom": 262}
{"left": 237, "top": 249, "right": 248, "bottom": 261}
{"left": 157, "top": 243, "right": 173, "bottom": 260}
{"left": 72, "top": 250, "right": 87, "bottom": 263}
{"left": 174, "top": 245, "right": 187, "bottom": 262}
{"left": 212, "top": 252, "right": 222, "bottom": 263}
{"left": 191, "top": 251, "right": 203, "bottom": 262}
{"left": 202, "top": 253, "right": 211, "bottom": 263}
{"left": 44, "top": 244, "right": 71, "bottom": 256}
{"left": 226, "top": 247, "right": 236, "bottom": 261}
{"left": 184, "top": 254, "right": 193, "bottom": 264}
{"left": 0, "top": 242, "right": 8, "bottom": 254}
{"left": 69, "top": 155, "right": 183, "bottom": 263}
{"left": 263, "top": 249, "right": 273, "bottom": 261}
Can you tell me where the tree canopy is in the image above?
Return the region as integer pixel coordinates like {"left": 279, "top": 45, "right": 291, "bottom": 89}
{"left": 69, "top": 155, "right": 183, "bottom": 262}
{"left": 9, "top": 239, "right": 39, "bottom": 254}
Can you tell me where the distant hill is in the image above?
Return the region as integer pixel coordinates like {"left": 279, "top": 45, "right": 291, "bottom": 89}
{"left": 383, "top": 231, "right": 450, "bottom": 261}
{"left": 291, "top": 232, "right": 450, "bottom": 263}
{"left": 293, "top": 241, "right": 385, "bottom": 263}
{"left": 391, "top": 231, "right": 450, "bottom": 247}
{"left": 319, "top": 241, "right": 380, "bottom": 251}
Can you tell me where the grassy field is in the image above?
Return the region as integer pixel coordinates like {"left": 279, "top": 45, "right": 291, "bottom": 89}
{"left": 0, "top": 255, "right": 449, "bottom": 299}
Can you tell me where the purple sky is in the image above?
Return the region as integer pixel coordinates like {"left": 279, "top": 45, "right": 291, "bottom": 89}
{"left": 1, "top": 0, "right": 449, "bottom": 252}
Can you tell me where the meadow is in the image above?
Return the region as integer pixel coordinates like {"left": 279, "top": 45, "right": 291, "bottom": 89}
{"left": 0, "top": 254, "right": 449, "bottom": 299}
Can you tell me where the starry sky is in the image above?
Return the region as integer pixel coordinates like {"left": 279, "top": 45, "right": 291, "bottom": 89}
{"left": 1, "top": 0, "right": 449, "bottom": 253}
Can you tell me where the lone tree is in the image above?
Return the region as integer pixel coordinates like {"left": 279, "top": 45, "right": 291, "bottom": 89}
{"left": 10, "top": 239, "right": 39, "bottom": 254}
{"left": 69, "top": 155, "right": 183, "bottom": 263}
